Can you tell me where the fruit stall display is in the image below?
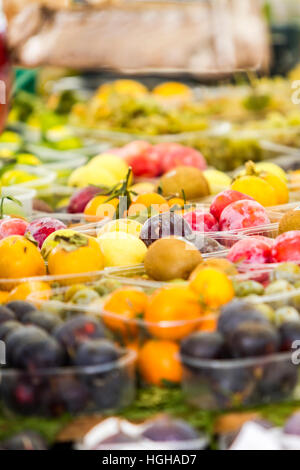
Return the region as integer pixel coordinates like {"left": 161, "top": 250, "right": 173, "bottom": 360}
{"left": 4, "top": 73, "right": 300, "bottom": 450}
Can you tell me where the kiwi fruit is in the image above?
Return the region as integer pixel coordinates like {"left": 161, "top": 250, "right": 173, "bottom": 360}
{"left": 189, "top": 258, "right": 238, "bottom": 280}
{"left": 144, "top": 237, "right": 202, "bottom": 281}
{"left": 279, "top": 209, "right": 300, "bottom": 234}
{"left": 158, "top": 166, "right": 210, "bottom": 200}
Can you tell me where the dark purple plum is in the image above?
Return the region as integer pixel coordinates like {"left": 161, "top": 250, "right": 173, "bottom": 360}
{"left": 0, "top": 321, "right": 22, "bottom": 341}
{"left": 258, "top": 359, "right": 298, "bottom": 401}
{"left": 22, "top": 310, "right": 63, "bottom": 333}
{"left": 284, "top": 411, "right": 300, "bottom": 436}
{"left": 1, "top": 374, "right": 46, "bottom": 415}
{"left": 72, "top": 339, "right": 121, "bottom": 367}
{"left": 280, "top": 321, "right": 300, "bottom": 351}
{"left": 0, "top": 305, "right": 15, "bottom": 324}
{"left": 54, "top": 315, "right": 106, "bottom": 358}
{"left": 140, "top": 212, "right": 192, "bottom": 247}
{"left": 218, "top": 299, "right": 269, "bottom": 338}
{"left": 41, "top": 376, "right": 89, "bottom": 416}
{"left": 180, "top": 332, "right": 225, "bottom": 360}
{"left": 0, "top": 431, "right": 47, "bottom": 450}
{"left": 6, "top": 326, "right": 66, "bottom": 369}
{"left": 5, "top": 301, "right": 37, "bottom": 321}
{"left": 227, "top": 322, "right": 280, "bottom": 358}
{"left": 142, "top": 416, "right": 199, "bottom": 442}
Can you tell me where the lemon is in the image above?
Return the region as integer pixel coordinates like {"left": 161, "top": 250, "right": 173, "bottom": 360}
{"left": 68, "top": 165, "right": 117, "bottom": 188}
{"left": 203, "top": 169, "right": 232, "bottom": 194}
{"left": 97, "top": 232, "right": 147, "bottom": 267}
{"left": 97, "top": 219, "right": 142, "bottom": 238}
{"left": 88, "top": 154, "right": 129, "bottom": 181}
{"left": 255, "top": 162, "right": 287, "bottom": 183}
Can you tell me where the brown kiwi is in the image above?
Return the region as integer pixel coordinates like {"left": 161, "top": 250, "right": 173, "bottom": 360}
{"left": 278, "top": 209, "right": 300, "bottom": 234}
{"left": 189, "top": 258, "right": 238, "bottom": 280}
{"left": 144, "top": 237, "right": 202, "bottom": 281}
{"left": 158, "top": 166, "right": 210, "bottom": 200}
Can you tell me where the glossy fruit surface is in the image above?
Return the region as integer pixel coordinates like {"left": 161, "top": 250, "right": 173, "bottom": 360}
{"left": 183, "top": 210, "right": 219, "bottom": 232}
{"left": 97, "top": 219, "right": 142, "bottom": 238}
{"left": 227, "top": 238, "right": 272, "bottom": 265}
{"left": 84, "top": 195, "right": 119, "bottom": 219}
{"left": 102, "top": 288, "right": 148, "bottom": 335}
{"left": 27, "top": 217, "right": 66, "bottom": 248}
{"left": 189, "top": 267, "right": 234, "bottom": 309}
{"left": 231, "top": 174, "right": 277, "bottom": 206}
{"left": 47, "top": 233, "right": 104, "bottom": 283}
{"left": 154, "top": 143, "right": 206, "bottom": 173}
{"left": 272, "top": 231, "right": 300, "bottom": 262}
{"left": 0, "top": 236, "right": 46, "bottom": 283}
{"left": 180, "top": 331, "right": 225, "bottom": 359}
{"left": 227, "top": 321, "right": 280, "bottom": 358}
{"left": 128, "top": 193, "right": 169, "bottom": 217}
{"left": 0, "top": 218, "right": 29, "bottom": 239}
{"left": 140, "top": 212, "right": 192, "bottom": 247}
{"left": 7, "top": 281, "right": 51, "bottom": 304}
{"left": 210, "top": 189, "right": 254, "bottom": 221}
{"left": 138, "top": 340, "right": 182, "bottom": 386}
{"left": 98, "top": 231, "right": 147, "bottom": 267}
{"left": 72, "top": 339, "right": 121, "bottom": 366}
{"left": 145, "top": 286, "right": 202, "bottom": 340}
{"left": 217, "top": 300, "right": 269, "bottom": 338}
{"left": 54, "top": 315, "right": 106, "bottom": 357}
{"left": 219, "top": 200, "right": 270, "bottom": 231}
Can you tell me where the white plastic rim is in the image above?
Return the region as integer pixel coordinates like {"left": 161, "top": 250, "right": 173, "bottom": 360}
{"left": 1, "top": 186, "right": 36, "bottom": 215}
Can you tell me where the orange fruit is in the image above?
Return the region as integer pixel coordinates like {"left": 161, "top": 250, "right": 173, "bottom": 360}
{"left": 47, "top": 233, "right": 104, "bottom": 285}
{"left": 102, "top": 288, "right": 148, "bottom": 336}
{"left": 84, "top": 195, "right": 119, "bottom": 220}
{"left": 128, "top": 193, "right": 169, "bottom": 217}
{"left": 0, "top": 291, "right": 9, "bottom": 303}
{"left": 152, "top": 82, "right": 192, "bottom": 100}
{"left": 189, "top": 258, "right": 237, "bottom": 280}
{"left": 189, "top": 267, "right": 234, "bottom": 309}
{"left": 197, "top": 314, "right": 218, "bottom": 333}
{"left": 167, "top": 197, "right": 185, "bottom": 209}
{"left": 138, "top": 339, "right": 182, "bottom": 386}
{"left": 7, "top": 281, "right": 51, "bottom": 306}
{"left": 0, "top": 236, "right": 46, "bottom": 289}
{"left": 145, "top": 286, "right": 202, "bottom": 340}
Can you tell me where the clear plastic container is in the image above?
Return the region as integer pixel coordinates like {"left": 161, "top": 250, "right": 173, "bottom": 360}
{"left": 0, "top": 349, "right": 136, "bottom": 417}
{"left": 181, "top": 351, "right": 299, "bottom": 411}
{"left": 43, "top": 156, "right": 87, "bottom": 183}
{"left": 1, "top": 186, "right": 36, "bottom": 216}
{"left": 7, "top": 165, "right": 56, "bottom": 191}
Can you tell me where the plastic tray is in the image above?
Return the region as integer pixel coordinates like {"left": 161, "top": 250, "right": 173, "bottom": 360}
{"left": 7, "top": 165, "right": 56, "bottom": 191}
{"left": 0, "top": 348, "right": 136, "bottom": 417}
{"left": 1, "top": 186, "right": 36, "bottom": 216}
{"left": 181, "top": 351, "right": 299, "bottom": 410}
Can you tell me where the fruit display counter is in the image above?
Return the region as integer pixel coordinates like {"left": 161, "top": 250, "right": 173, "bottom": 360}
{"left": 5, "top": 71, "right": 300, "bottom": 451}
